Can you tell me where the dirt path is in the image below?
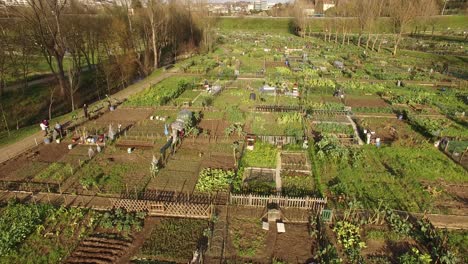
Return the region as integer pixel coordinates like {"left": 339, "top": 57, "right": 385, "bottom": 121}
{"left": 276, "top": 152, "right": 282, "bottom": 191}
{"left": 3, "top": 75, "right": 56, "bottom": 93}
{"left": 347, "top": 115, "right": 364, "bottom": 145}
{"left": 0, "top": 71, "right": 173, "bottom": 164}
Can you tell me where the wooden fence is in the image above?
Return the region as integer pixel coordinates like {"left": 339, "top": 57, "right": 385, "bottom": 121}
{"left": 229, "top": 193, "right": 327, "bottom": 212}
{"left": 110, "top": 198, "right": 213, "bottom": 219}
{"left": 257, "top": 135, "right": 299, "bottom": 145}
{"left": 0, "top": 180, "right": 60, "bottom": 193}
{"left": 308, "top": 109, "right": 351, "bottom": 115}
{"left": 255, "top": 105, "right": 303, "bottom": 112}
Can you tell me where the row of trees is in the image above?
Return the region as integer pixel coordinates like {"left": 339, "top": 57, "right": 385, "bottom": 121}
{"left": 293, "top": 0, "right": 442, "bottom": 55}
{"left": 0, "top": 0, "right": 213, "bottom": 112}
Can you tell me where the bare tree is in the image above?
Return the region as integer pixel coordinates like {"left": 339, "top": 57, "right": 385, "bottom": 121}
{"left": 0, "top": 24, "right": 11, "bottom": 97}
{"left": 387, "top": 0, "right": 438, "bottom": 55}
{"left": 17, "top": 0, "right": 69, "bottom": 97}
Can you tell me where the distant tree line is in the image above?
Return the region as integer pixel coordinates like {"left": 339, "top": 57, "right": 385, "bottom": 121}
{"left": 0, "top": 0, "right": 213, "bottom": 112}
{"left": 293, "top": 0, "right": 444, "bottom": 55}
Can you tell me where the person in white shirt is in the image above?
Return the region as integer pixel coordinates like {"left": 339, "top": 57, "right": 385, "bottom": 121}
{"left": 40, "top": 119, "right": 49, "bottom": 136}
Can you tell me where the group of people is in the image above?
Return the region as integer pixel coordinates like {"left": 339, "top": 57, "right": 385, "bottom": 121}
{"left": 40, "top": 96, "right": 118, "bottom": 142}
{"left": 40, "top": 119, "right": 63, "bottom": 140}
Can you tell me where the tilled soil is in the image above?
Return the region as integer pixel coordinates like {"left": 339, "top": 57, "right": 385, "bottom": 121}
{"left": 66, "top": 233, "right": 133, "bottom": 264}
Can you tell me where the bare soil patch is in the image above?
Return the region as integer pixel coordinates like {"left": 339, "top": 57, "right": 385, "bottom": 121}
{"left": 95, "top": 108, "right": 153, "bottom": 124}
{"left": 346, "top": 96, "right": 389, "bottom": 108}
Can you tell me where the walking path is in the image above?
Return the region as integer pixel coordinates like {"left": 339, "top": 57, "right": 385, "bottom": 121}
{"left": 275, "top": 152, "right": 282, "bottom": 191}
{"left": 3, "top": 75, "right": 55, "bottom": 93}
{"left": 346, "top": 115, "right": 364, "bottom": 145}
{"left": 0, "top": 71, "right": 174, "bottom": 164}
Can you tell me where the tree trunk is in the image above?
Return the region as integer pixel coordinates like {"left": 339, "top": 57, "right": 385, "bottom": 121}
{"left": 334, "top": 30, "right": 338, "bottom": 43}
{"left": 49, "top": 89, "right": 55, "bottom": 121}
{"left": 393, "top": 33, "right": 402, "bottom": 56}
{"left": 357, "top": 34, "right": 362, "bottom": 47}
{"left": 372, "top": 35, "right": 379, "bottom": 51}
{"left": 71, "top": 92, "right": 75, "bottom": 112}
{"left": 56, "top": 56, "right": 67, "bottom": 97}
{"left": 365, "top": 33, "right": 371, "bottom": 50}
{"left": 151, "top": 15, "right": 158, "bottom": 69}
{"left": 378, "top": 39, "right": 383, "bottom": 53}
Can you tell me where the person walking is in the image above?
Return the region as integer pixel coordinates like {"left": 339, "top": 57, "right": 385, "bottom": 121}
{"left": 83, "top": 104, "right": 89, "bottom": 119}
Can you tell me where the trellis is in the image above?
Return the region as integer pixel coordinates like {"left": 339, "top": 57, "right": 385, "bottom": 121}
{"left": 110, "top": 198, "right": 213, "bottom": 219}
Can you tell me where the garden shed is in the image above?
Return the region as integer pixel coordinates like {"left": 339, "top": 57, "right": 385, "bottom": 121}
{"left": 260, "top": 85, "right": 277, "bottom": 95}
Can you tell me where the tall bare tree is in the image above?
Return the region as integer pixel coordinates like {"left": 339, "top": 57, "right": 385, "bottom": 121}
{"left": 387, "top": 0, "right": 439, "bottom": 55}
{"left": 18, "top": 0, "right": 69, "bottom": 96}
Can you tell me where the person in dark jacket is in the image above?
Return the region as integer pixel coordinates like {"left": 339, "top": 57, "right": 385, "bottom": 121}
{"left": 83, "top": 104, "right": 89, "bottom": 119}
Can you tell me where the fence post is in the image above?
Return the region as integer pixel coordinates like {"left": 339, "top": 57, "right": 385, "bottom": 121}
{"left": 248, "top": 194, "right": 252, "bottom": 206}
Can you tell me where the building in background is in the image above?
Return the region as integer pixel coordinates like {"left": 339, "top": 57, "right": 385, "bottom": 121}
{"left": 253, "top": 0, "right": 268, "bottom": 11}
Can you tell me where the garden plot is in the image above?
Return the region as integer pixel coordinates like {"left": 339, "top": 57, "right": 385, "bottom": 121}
{"left": 198, "top": 118, "right": 230, "bottom": 137}
{"left": 242, "top": 167, "right": 276, "bottom": 194}
{"left": 310, "top": 122, "right": 357, "bottom": 145}
{"left": 354, "top": 117, "right": 426, "bottom": 144}
{"left": 134, "top": 217, "right": 208, "bottom": 263}
{"left": 146, "top": 147, "right": 202, "bottom": 193}
{"left": 0, "top": 203, "right": 97, "bottom": 263}
{"left": 309, "top": 113, "right": 350, "bottom": 123}
{"left": 171, "top": 89, "right": 202, "bottom": 106}
{"left": 213, "top": 88, "right": 299, "bottom": 112}
{"left": 118, "top": 121, "right": 168, "bottom": 148}
{"left": 429, "top": 182, "right": 468, "bottom": 215}
{"left": 0, "top": 142, "right": 72, "bottom": 183}
{"left": 303, "top": 95, "right": 343, "bottom": 105}
{"left": 280, "top": 152, "right": 311, "bottom": 173}
{"left": 246, "top": 112, "right": 304, "bottom": 138}
{"left": 200, "top": 152, "right": 236, "bottom": 170}
{"left": 409, "top": 115, "right": 468, "bottom": 140}
{"left": 344, "top": 95, "right": 392, "bottom": 113}
{"left": 94, "top": 108, "right": 153, "bottom": 124}
{"left": 224, "top": 208, "right": 315, "bottom": 263}
{"left": 281, "top": 172, "right": 316, "bottom": 197}
{"left": 318, "top": 144, "right": 467, "bottom": 212}
{"left": 59, "top": 144, "right": 95, "bottom": 166}
{"left": 63, "top": 148, "right": 153, "bottom": 195}
{"left": 361, "top": 226, "right": 423, "bottom": 263}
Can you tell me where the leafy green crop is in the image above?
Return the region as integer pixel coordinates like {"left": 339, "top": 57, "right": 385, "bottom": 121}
{"left": 333, "top": 221, "right": 366, "bottom": 263}
{"left": 241, "top": 142, "right": 278, "bottom": 168}
{"left": 0, "top": 201, "right": 52, "bottom": 256}
{"left": 195, "top": 168, "right": 236, "bottom": 193}
{"left": 36, "top": 162, "right": 73, "bottom": 182}
{"left": 99, "top": 208, "right": 145, "bottom": 233}
{"left": 125, "top": 78, "right": 194, "bottom": 107}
